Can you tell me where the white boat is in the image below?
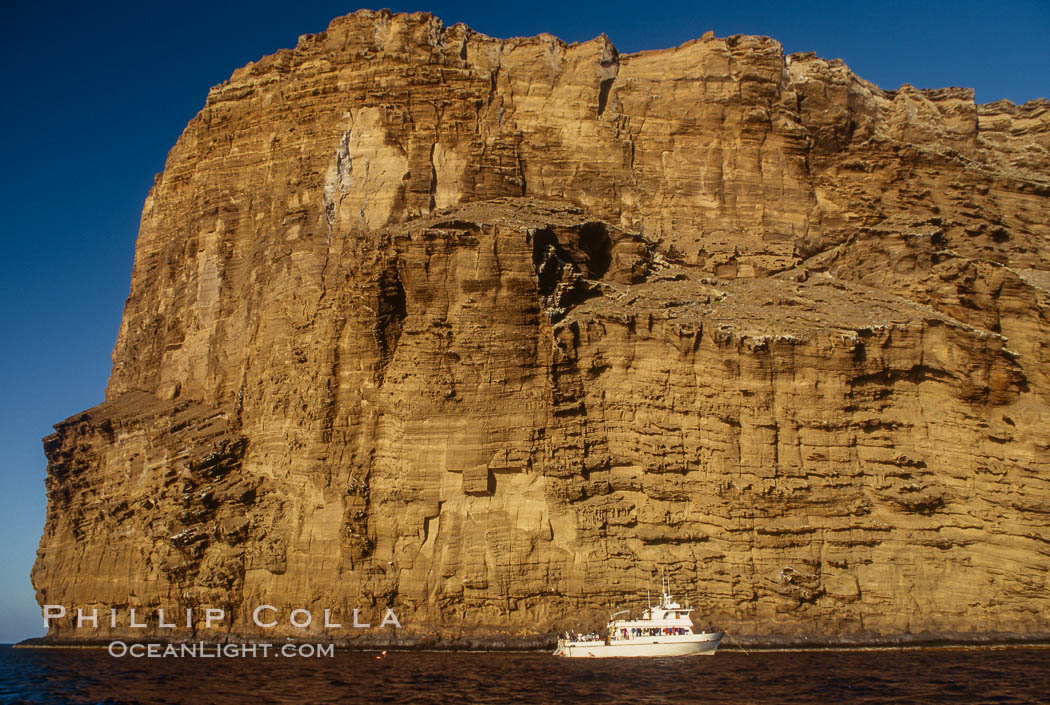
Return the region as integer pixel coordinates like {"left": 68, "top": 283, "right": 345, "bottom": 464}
{"left": 553, "top": 577, "right": 723, "bottom": 658}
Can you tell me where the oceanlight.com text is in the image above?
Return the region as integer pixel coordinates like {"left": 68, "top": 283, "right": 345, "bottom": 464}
{"left": 107, "top": 641, "right": 335, "bottom": 658}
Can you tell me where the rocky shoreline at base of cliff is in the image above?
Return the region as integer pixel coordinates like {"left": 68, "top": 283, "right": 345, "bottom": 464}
{"left": 16, "top": 632, "right": 1050, "bottom": 652}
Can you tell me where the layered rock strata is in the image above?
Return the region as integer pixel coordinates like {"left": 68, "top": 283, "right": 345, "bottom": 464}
{"left": 33, "top": 10, "right": 1050, "bottom": 645}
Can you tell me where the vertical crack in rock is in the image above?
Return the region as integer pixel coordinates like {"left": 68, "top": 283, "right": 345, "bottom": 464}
{"left": 597, "top": 78, "right": 614, "bottom": 118}
{"left": 428, "top": 141, "right": 438, "bottom": 212}
{"left": 323, "top": 123, "right": 355, "bottom": 237}
{"left": 373, "top": 261, "right": 407, "bottom": 385}
{"left": 516, "top": 149, "right": 527, "bottom": 196}
{"left": 596, "top": 35, "right": 619, "bottom": 119}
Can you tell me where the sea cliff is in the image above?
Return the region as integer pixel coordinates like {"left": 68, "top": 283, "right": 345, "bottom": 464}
{"left": 33, "top": 10, "right": 1050, "bottom": 646}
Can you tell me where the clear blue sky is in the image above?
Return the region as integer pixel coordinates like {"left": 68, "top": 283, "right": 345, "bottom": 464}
{"left": 1, "top": 0, "right": 1047, "bottom": 644}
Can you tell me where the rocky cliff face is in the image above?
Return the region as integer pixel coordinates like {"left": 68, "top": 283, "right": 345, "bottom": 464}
{"left": 33, "top": 10, "right": 1050, "bottom": 645}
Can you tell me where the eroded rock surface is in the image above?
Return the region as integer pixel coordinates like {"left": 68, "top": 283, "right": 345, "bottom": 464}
{"left": 34, "top": 10, "right": 1050, "bottom": 645}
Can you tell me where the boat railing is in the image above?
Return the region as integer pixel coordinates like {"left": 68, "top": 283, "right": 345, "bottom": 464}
{"left": 566, "top": 632, "right": 603, "bottom": 643}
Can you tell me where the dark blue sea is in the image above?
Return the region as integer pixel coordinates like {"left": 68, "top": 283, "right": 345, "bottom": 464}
{"left": 1, "top": 644, "right": 1048, "bottom": 704}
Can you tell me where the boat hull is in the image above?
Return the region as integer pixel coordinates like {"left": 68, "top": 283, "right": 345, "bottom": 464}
{"left": 554, "top": 632, "right": 723, "bottom": 658}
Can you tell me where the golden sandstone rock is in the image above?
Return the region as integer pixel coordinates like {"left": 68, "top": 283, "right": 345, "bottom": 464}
{"left": 33, "top": 10, "right": 1050, "bottom": 646}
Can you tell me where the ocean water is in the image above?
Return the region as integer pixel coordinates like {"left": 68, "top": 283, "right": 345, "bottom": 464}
{"left": 1, "top": 644, "right": 1048, "bottom": 704}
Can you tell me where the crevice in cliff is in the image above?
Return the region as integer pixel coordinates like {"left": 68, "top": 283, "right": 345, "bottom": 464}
{"left": 428, "top": 141, "right": 438, "bottom": 212}
{"left": 344, "top": 469, "right": 372, "bottom": 567}
{"left": 597, "top": 77, "right": 614, "bottom": 118}
{"left": 488, "top": 66, "right": 500, "bottom": 106}
{"left": 531, "top": 227, "right": 599, "bottom": 323}
{"left": 323, "top": 125, "right": 355, "bottom": 237}
{"left": 516, "top": 150, "right": 527, "bottom": 197}
{"left": 320, "top": 311, "right": 348, "bottom": 445}
{"left": 373, "top": 262, "right": 407, "bottom": 385}
{"left": 578, "top": 222, "right": 613, "bottom": 278}
{"left": 850, "top": 364, "right": 953, "bottom": 389}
